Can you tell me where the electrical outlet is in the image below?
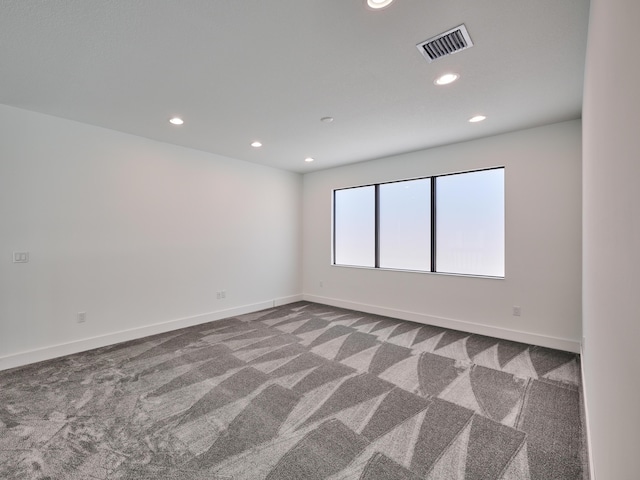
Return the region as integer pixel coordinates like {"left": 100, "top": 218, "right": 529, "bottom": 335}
{"left": 77, "top": 312, "right": 86, "bottom": 323}
{"left": 13, "top": 252, "right": 29, "bottom": 263}
{"left": 319, "top": 280, "right": 323, "bottom": 287}
{"left": 512, "top": 306, "right": 521, "bottom": 317}
{"left": 221, "top": 290, "right": 226, "bottom": 299}
{"left": 216, "top": 291, "right": 221, "bottom": 300}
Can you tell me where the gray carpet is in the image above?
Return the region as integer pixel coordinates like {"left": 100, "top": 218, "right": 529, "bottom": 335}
{"left": 0, "top": 302, "right": 587, "bottom": 479}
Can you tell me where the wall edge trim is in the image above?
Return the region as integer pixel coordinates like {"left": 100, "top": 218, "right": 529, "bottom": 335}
{"left": 274, "top": 294, "right": 305, "bottom": 307}
{"left": 580, "top": 341, "right": 596, "bottom": 479}
{"left": 0, "top": 298, "right": 300, "bottom": 372}
{"left": 303, "top": 294, "right": 581, "bottom": 352}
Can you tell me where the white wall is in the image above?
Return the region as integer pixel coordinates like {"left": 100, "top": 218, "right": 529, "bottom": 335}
{"left": 0, "top": 104, "right": 302, "bottom": 369}
{"left": 582, "top": 0, "right": 640, "bottom": 477}
{"left": 303, "top": 120, "right": 582, "bottom": 351}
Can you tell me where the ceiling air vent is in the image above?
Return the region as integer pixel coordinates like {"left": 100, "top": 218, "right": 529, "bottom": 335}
{"left": 417, "top": 24, "right": 473, "bottom": 63}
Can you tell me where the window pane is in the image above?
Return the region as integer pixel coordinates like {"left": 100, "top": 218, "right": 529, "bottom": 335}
{"left": 334, "top": 186, "right": 375, "bottom": 267}
{"left": 379, "top": 179, "right": 431, "bottom": 271}
{"left": 436, "top": 169, "right": 504, "bottom": 276}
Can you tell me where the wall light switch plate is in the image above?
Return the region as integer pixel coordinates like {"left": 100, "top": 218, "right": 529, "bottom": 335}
{"left": 13, "top": 252, "right": 29, "bottom": 263}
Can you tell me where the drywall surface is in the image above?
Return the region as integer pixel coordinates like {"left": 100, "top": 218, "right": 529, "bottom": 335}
{"left": 582, "top": 0, "right": 640, "bottom": 477}
{"left": 303, "top": 121, "right": 582, "bottom": 349}
{"left": 0, "top": 104, "right": 302, "bottom": 366}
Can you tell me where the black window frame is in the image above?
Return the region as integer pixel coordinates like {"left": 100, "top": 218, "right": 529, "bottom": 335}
{"left": 332, "top": 166, "right": 505, "bottom": 278}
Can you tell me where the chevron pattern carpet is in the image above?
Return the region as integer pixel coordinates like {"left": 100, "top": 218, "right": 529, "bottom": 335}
{"left": 0, "top": 302, "right": 586, "bottom": 479}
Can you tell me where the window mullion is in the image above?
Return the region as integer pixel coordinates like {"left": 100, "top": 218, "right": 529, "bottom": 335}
{"left": 332, "top": 190, "right": 337, "bottom": 265}
{"left": 431, "top": 176, "right": 437, "bottom": 273}
{"left": 375, "top": 184, "right": 380, "bottom": 268}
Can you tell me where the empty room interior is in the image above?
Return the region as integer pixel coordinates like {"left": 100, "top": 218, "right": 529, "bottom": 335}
{"left": 1, "top": 0, "right": 638, "bottom": 479}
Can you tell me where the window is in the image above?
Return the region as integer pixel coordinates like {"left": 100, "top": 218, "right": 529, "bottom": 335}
{"left": 379, "top": 178, "right": 431, "bottom": 271}
{"left": 333, "top": 185, "right": 375, "bottom": 267}
{"left": 436, "top": 169, "right": 504, "bottom": 276}
{"left": 332, "top": 167, "right": 504, "bottom": 277}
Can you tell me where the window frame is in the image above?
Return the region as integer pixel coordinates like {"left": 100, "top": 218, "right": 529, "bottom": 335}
{"left": 332, "top": 166, "right": 505, "bottom": 278}
{"left": 332, "top": 184, "right": 376, "bottom": 268}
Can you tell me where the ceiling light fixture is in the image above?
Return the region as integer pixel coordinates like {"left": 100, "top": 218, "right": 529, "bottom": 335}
{"left": 320, "top": 116, "right": 334, "bottom": 123}
{"left": 469, "top": 115, "right": 487, "bottom": 123}
{"left": 366, "top": 0, "right": 394, "bottom": 10}
{"left": 304, "top": 157, "right": 315, "bottom": 163}
{"left": 251, "top": 141, "right": 262, "bottom": 148}
{"left": 434, "top": 73, "right": 459, "bottom": 86}
{"left": 169, "top": 117, "right": 184, "bottom": 125}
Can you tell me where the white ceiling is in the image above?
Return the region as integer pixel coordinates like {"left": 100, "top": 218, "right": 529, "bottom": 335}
{"left": 0, "top": 0, "right": 590, "bottom": 173}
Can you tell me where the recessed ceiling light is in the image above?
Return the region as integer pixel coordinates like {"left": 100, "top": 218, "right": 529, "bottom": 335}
{"left": 434, "top": 73, "right": 459, "bottom": 86}
{"left": 169, "top": 117, "right": 184, "bottom": 125}
{"left": 366, "top": 0, "right": 394, "bottom": 10}
{"left": 320, "top": 116, "right": 334, "bottom": 123}
{"left": 469, "top": 115, "right": 487, "bottom": 123}
{"left": 251, "top": 141, "right": 262, "bottom": 148}
{"left": 304, "top": 157, "right": 315, "bottom": 163}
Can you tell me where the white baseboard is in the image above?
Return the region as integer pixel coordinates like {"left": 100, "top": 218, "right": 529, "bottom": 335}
{"left": 580, "top": 341, "right": 596, "bottom": 479}
{"left": 0, "top": 293, "right": 580, "bottom": 372}
{"left": 274, "top": 294, "right": 304, "bottom": 307}
{"left": 0, "top": 298, "right": 295, "bottom": 372}
{"left": 303, "top": 294, "right": 581, "bottom": 353}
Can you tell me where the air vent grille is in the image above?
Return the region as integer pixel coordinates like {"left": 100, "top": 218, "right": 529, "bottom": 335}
{"left": 417, "top": 24, "right": 473, "bottom": 63}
